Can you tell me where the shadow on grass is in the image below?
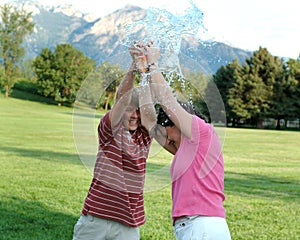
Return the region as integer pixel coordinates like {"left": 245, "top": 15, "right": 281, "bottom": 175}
{"left": 10, "top": 89, "right": 57, "bottom": 105}
{"left": 0, "top": 196, "right": 78, "bottom": 240}
{"left": 65, "top": 111, "right": 104, "bottom": 119}
{"left": 225, "top": 171, "right": 299, "bottom": 200}
{"left": 0, "top": 146, "right": 168, "bottom": 172}
{"left": 0, "top": 146, "right": 84, "bottom": 166}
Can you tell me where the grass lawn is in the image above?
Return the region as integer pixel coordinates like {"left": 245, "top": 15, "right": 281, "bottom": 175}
{"left": 0, "top": 94, "right": 299, "bottom": 239}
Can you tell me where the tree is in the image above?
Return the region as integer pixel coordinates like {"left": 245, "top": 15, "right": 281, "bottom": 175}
{"left": 267, "top": 57, "right": 295, "bottom": 129}
{"left": 286, "top": 57, "right": 300, "bottom": 122}
{"left": 97, "top": 62, "right": 124, "bottom": 110}
{"left": 32, "top": 44, "right": 96, "bottom": 105}
{"left": 20, "top": 58, "right": 35, "bottom": 80}
{"left": 213, "top": 59, "right": 241, "bottom": 126}
{"left": 0, "top": 4, "right": 35, "bottom": 97}
{"left": 228, "top": 47, "right": 277, "bottom": 128}
{"left": 187, "top": 71, "right": 210, "bottom": 121}
{"left": 228, "top": 64, "right": 251, "bottom": 122}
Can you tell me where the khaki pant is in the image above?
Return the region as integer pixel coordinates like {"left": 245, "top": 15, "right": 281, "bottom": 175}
{"left": 73, "top": 214, "right": 140, "bottom": 240}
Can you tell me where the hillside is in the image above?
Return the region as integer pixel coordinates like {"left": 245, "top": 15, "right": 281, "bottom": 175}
{"left": 11, "top": 1, "right": 252, "bottom": 74}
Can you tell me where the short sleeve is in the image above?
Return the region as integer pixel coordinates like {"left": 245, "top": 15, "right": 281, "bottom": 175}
{"left": 98, "top": 112, "right": 113, "bottom": 146}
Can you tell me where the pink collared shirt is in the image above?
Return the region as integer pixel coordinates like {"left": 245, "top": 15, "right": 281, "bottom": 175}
{"left": 170, "top": 116, "right": 226, "bottom": 224}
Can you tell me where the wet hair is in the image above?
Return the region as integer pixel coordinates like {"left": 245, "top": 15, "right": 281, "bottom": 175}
{"left": 156, "top": 101, "right": 207, "bottom": 127}
{"left": 156, "top": 107, "right": 174, "bottom": 127}
{"left": 178, "top": 100, "right": 207, "bottom": 122}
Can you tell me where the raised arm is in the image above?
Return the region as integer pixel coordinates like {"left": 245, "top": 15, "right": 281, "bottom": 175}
{"left": 109, "top": 62, "right": 136, "bottom": 128}
{"left": 138, "top": 79, "right": 157, "bottom": 134}
{"left": 110, "top": 44, "right": 148, "bottom": 128}
{"left": 146, "top": 46, "right": 193, "bottom": 139}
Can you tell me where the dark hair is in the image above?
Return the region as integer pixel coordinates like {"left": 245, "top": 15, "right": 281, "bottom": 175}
{"left": 156, "top": 101, "right": 207, "bottom": 127}
{"left": 177, "top": 100, "right": 207, "bottom": 122}
{"left": 156, "top": 107, "right": 174, "bottom": 127}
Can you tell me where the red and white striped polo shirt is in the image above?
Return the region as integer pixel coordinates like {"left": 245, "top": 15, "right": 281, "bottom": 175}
{"left": 81, "top": 111, "right": 152, "bottom": 227}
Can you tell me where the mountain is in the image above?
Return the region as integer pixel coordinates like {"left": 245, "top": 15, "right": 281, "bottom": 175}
{"left": 10, "top": 1, "right": 252, "bottom": 74}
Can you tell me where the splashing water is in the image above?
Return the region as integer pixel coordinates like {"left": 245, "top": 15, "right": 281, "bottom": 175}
{"left": 72, "top": 0, "right": 227, "bottom": 193}
{"left": 121, "top": 0, "right": 205, "bottom": 80}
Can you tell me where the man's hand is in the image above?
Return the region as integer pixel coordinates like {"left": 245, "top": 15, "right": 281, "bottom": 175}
{"left": 130, "top": 41, "right": 147, "bottom": 73}
{"left": 145, "top": 42, "right": 160, "bottom": 67}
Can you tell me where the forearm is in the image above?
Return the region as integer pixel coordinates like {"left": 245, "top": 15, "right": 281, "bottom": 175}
{"left": 145, "top": 44, "right": 193, "bottom": 138}
{"left": 148, "top": 70, "right": 177, "bottom": 109}
{"left": 148, "top": 68, "right": 193, "bottom": 139}
{"left": 110, "top": 63, "right": 136, "bottom": 127}
{"left": 116, "top": 62, "right": 135, "bottom": 101}
{"left": 139, "top": 80, "right": 157, "bottom": 134}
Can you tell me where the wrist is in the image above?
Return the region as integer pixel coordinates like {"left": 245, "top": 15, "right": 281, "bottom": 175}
{"left": 146, "top": 63, "right": 157, "bottom": 73}
{"left": 129, "top": 62, "right": 136, "bottom": 73}
{"left": 134, "top": 55, "right": 148, "bottom": 73}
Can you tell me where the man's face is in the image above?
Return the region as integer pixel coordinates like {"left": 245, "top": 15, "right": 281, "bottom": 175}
{"left": 123, "top": 105, "right": 140, "bottom": 131}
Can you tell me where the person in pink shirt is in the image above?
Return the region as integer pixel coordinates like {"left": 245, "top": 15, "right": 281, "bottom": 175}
{"left": 142, "top": 43, "right": 232, "bottom": 240}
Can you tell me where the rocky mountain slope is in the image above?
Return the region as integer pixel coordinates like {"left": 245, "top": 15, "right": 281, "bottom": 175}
{"left": 11, "top": 1, "right": 252, "bottom": 74}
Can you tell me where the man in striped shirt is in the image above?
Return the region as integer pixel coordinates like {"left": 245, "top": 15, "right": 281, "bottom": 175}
{"left": 73, "top": 44, "right": 156, "bottom": 240}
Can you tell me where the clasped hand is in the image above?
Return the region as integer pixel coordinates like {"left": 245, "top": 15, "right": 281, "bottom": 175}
{"left": 130, "top": 40, "right": 160, "bottom": 73}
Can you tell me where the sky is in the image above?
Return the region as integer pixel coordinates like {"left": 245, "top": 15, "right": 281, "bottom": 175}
{"left": 4, "top": 0, "right": 300, "bottom": 59}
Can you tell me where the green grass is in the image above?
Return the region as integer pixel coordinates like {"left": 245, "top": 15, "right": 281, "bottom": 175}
{"left": 0, "top": 94, "right": 299, "bottom": 239}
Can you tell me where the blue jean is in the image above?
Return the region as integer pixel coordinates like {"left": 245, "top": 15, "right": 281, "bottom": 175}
{"left": 174, "top": 215, "right": 231, "bottom": 240}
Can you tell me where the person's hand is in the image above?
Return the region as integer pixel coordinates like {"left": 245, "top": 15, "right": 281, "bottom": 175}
{"left": 145, "top": 40, "right": 160, "bottom": 69}
{"left": 130, "top": 41, "right": 147, "bottom": 73}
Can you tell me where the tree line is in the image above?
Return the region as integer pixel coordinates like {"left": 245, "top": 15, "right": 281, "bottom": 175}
{"left": 0, "top": 4, "right": 299, "bottom": 129}
{"left": 212, "top": 47, "right": 300, "bottom": 129}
